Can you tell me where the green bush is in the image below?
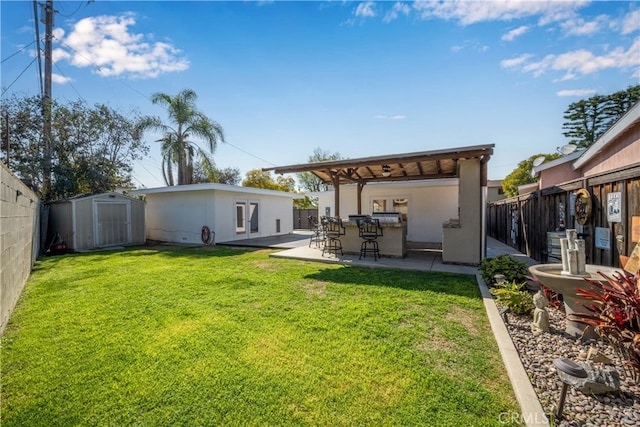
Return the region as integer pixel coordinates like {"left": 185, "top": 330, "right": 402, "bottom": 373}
{"left": 490, "top": 281, "right": 534, "bottom": 315}
{"left": 479, "top": 254, "right": 529, "bottom": 286}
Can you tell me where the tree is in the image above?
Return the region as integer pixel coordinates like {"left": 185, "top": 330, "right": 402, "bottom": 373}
{"left": 242, "top": 169, "right": 295, "bottom": 192}
{"left": 241, "top": 169, "right": 312, "bottom": 208}
{"left": 192, "top": 163, "right": 241, "bottom": 186}
{"left": 562, "top": 85, "right": 639, "bottom": 148}
{"left": 297, "top": 147, "right": 342, "bottom": 192}
{"left": 1, "top": 95, "right": 148, "bottom": 200}
{"left": 137, "top": 89, "right": 224, "bottom": 186}
{"left": 502, "top": 153, "right": 561, "bottom": 198}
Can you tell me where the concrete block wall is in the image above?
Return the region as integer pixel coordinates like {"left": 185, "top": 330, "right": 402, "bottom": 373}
{"left": 1, "top": 162, "right": 39, "bottom": 334}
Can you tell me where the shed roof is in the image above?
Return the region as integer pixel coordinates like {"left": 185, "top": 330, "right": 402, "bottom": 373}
{"left": 262, "top": 144, "right": 494, "bottom": 185}
{"left": 47, "top": 191, "right": 142, "bottom": 204}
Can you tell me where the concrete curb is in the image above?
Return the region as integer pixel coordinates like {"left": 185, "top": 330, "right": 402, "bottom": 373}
{"left": 476, "top": 272, "right": 551, "bottom": 427}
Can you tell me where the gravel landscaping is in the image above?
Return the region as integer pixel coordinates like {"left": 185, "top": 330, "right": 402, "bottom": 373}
{"left": 505, "top": 306, "right": 640, "bottom": 426}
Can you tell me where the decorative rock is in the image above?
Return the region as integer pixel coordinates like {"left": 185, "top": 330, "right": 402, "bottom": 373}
{"left": 587, "top": 347, "right": 615, "bottom": 365}
{"left": 499, "top": 302, "right": 640, "bottom": 424}
{"left": 557, "top": 361, "right": 621, "bottom": 395}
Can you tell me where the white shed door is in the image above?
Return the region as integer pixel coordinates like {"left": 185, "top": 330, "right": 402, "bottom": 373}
{"left": 95, "top": 201, "right": 130, "bottom": 247}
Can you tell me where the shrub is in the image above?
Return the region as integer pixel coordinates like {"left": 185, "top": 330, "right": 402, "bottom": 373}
{"left": 479, "top": 254, "right": 529, "bottom": 286}
{"left": 572, "top": 270, "right": 640, "bottom": 381}
{"left": 490, "top": 281, "right": 534, "bottom": 315}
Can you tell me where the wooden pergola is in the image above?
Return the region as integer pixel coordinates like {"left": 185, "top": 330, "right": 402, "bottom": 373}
{"left": 263, "top": 144, "right": 494, "bottom": 216}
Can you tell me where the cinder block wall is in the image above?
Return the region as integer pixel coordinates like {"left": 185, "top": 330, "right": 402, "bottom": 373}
{"left": 1, "top": 162, "right": 39, "bottom": 335}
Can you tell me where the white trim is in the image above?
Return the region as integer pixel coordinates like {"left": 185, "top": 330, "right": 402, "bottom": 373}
{"left": 533, "top": 150, "right": 582, "bottom": 173}
{"left": 131, "top": 182, "right": 302, "bottom": 198}
{"left": 573, "top": 102, "right": 640, "bottom": 170}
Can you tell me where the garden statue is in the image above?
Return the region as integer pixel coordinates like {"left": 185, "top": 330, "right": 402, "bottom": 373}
{"left": 531, "top": 290, "right": 550, "bottom": 335}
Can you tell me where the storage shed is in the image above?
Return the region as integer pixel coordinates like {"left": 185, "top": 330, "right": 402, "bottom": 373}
{"left": 48, "top": 192, "right": 146, "bottom": 251}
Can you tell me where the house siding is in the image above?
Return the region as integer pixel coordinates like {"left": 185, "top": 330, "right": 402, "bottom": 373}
{"left": 580, "top": 123, "right": 640, "bottom": 177}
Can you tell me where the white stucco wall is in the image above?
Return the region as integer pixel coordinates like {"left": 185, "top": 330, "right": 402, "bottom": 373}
{"left": 135, "top": 184, "right": 296, "bottom": 245}
{"left": 316, "top": 179, "right": 459, "bottom": 243}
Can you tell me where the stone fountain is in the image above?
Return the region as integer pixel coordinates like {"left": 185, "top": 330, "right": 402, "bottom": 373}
{"left": 528, "top": 229, "right": 624, "bottom": 340}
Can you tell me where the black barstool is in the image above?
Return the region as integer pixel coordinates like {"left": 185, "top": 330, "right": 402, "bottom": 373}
{"left": 357, "top": 217, "right": 383, "bottom": 261}
{"left": 309, "top": 216, "right": 326, "bottom": 248}
{"left": 322, "top": 217, "right": 345, "bottom": 256}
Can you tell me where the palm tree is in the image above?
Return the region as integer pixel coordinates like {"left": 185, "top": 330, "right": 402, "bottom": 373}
{"left": 137, "top": 89, "right": 224, "bottom": 185}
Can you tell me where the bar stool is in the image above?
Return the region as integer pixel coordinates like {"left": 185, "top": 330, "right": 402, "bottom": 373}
{"left": 357, "top": 217, "right": 383, "bottom": 261}
{"left": 322, "top": 217, "right": 345, "bottom": 257}
{"left": 309, "top": 216, "right": 326, "bottom": 248}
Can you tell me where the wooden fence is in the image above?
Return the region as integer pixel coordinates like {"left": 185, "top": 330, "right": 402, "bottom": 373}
{"left": 487, "top": 163, "right": 640, "bottom": 267}
{"left": 292, "top": 208, "right": 318, "bottom": 230}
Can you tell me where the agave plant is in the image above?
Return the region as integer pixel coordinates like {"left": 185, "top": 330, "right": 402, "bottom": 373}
{"left": 571, "top": 270, "right": 640, "bottom": 381}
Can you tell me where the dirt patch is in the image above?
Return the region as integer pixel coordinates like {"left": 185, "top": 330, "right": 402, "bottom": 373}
{"left": 303, "top": 281, "right": 327, "bottom": 298}
{"left": 252, "top": 260, "right": 280, "bottom": 271}
{"left": 445, "top": 306, "right": 479, "bottom": 336}
{"left": 416, "top": 326, "right": 459, "bottom": 354}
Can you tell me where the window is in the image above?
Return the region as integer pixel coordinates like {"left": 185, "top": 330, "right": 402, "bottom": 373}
{"left": 236, "top": 202, "right": 246, "bottom": 233}
{"left": 372, "top": 199, "right": 387, "bottom": 212}
{"left": 249, "top": 202, "right": 259, "bottom": 233}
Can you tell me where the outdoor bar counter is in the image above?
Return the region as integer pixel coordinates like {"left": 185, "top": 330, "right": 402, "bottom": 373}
{"left": 340, "top": 214, "right": 407, "bottom": 258}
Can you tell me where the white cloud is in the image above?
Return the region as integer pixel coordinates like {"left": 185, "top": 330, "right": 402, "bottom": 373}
{"left": 502, "top": 25, "right": 529, "bottom": 42}
{"left": 374, "top": 114, "right": 406, "bottom": 120}
{"left": 556, "top": 89, "right": 597, "bottom": 97}
{"left": 52, "top": 47, "right": 71, "bottom": 63}
{"left": 621, "top": 9, "right": 640, "bottom": 35}
{"left": 55, "top": 14, "right": 189, "bottom": 79}
{"left": 505, "top": 38, "right": 640, "bottom": 79}
{"left": 412, "top": 0, "right": 588, "bottom": 26}
{"left": 500, "top": 54, "right": 534, "bottom": 69}
{"left": 355, "top": 2, "right": 376, "bottom": 18}
{"left": 451, "top": 39, "right": 489, "bottom": 54}
{"left": 383, "top": 2, "right": 411, "bottom": 23}
{"left": 51, "top": 73, "right": 72, "bottom": 84}
{"left": 560, "top": 15, "right": 607, "bottom": 36}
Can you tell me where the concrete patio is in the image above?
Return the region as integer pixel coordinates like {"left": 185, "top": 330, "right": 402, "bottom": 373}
{"left": 219, "top": 231, "right": 538, "bottom": 276}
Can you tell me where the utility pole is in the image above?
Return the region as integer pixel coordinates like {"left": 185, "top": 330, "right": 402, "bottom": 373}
{"left": 42, "top": 0, "right": 54, "bottom": 200}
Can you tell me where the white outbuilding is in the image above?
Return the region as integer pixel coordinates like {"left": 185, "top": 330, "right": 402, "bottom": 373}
{"left": 130, "top": 183, "right": 300, "bottom": 245}
{"left": 48, "top": 192, "right": 146, "bottom": 251}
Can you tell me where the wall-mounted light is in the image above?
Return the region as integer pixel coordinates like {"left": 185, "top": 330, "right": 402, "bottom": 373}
{"left": 382, "top": 165, "right": 391, "bottom": 177}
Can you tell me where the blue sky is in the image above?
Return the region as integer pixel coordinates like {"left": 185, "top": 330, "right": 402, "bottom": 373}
{"left": 2, "top": 1, "right": 639, "bottom": 189}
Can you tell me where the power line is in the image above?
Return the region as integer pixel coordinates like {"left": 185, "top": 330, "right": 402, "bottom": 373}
{"left": 0, "top": 39, "right": 37, "bottom": 64}
{"left": 1, "top": 56, "right": 38, "bottom": 97}
{"left": 224, "top": 141, "right": 277, "bottom": 167}
{"left": 56, "top": 0, "right": 89, "bottom": 18}
{"left": 51, "top": 25, "right": 278, "bottom": 173}
{"left": 53, "top": 62, "right": 84, "bottom": 100}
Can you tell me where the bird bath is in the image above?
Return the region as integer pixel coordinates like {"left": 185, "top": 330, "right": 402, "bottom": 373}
{"left": 528, "top": 263, "right": 624, "bottom": 339}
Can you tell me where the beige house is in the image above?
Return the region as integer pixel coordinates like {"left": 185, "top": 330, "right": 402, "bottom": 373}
{"left": 265, "top": 144, "right": 494, "bottom": 265}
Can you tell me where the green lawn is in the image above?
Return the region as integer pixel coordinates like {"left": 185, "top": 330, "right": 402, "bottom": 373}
{"left": 1, "top": 246, "right": 520, "bottom": 426}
